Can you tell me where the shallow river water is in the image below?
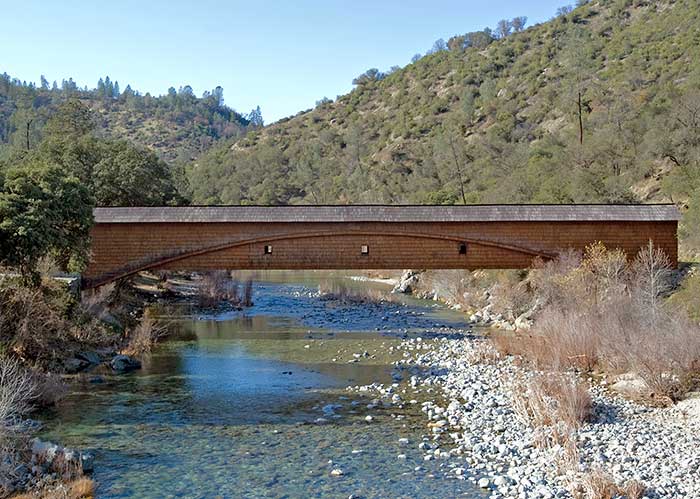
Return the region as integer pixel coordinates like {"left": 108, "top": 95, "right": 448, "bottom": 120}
{"left": 40, "top": 273, "right": 486, "bottom": 499}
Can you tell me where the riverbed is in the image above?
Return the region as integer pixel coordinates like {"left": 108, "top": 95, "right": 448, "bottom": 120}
{"left": 39, "top": 273, "right": 486, "bottom": 499}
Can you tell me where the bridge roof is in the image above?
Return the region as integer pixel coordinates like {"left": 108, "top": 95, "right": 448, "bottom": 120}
{"left": 93, "top": 204, "right": 681, "bottom": 223}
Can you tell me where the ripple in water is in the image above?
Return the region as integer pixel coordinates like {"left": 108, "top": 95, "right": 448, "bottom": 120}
{"left": 39, "top": 279, "right": 486, "bottom": 498}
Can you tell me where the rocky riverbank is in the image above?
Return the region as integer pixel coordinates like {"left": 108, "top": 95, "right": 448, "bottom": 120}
{"left": 392, "top": 269, "right": 538, "bottom": 331}
{"left": 355, "top": 334, "right": 700, "bottom": 498}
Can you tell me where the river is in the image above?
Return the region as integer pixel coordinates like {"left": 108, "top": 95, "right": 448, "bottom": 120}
{"left": 39, "top": 272, "right": 486, "bottom": 499}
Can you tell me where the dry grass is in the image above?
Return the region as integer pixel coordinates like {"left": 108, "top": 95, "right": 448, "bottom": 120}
{"left": 464, "top": 341, "right": 501, "bottom": 364}
{"left": 412, "top": 269, "right": 490, "bottom": 309}
{"left": 123, "top": 314, "right": 169, "bottom": 357}
{"left": 0, "top": 279, "right": 113, "bottom": 369}
{"left": 512, "top": 372, "right": 593, "bottom": 432}
{"left": 620, "top": 479, "right": 647, "bottom": 499}
{"left": 317, "top": 280, "right": 396, "bottom": 304}
{"left": 197, "top": 271, "right": 253, "bottom": 308}
{"left": 489, "top": 270, "right": 532, "bottom": 320}
{"left": 79, "top": 283, "right": 115, "bottom": 322}
{"left": 68, "top": 478, "right": 96, "bottom": 498}
{"left": 31, "top": 370, "right": 68, "bottom": 408}
{"left": 568, "top": 469, "right": 647, "bottom": 499}
{"left": 9, "top": 478, "right": 96, "bottom": 499}
{"left": 569, "top": 467, "right": 621, "bottom": 499}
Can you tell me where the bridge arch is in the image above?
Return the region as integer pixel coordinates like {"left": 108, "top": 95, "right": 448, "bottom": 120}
{"left": 84, "top": 230, "right": 556, "bottom": 289}
{"left": 82, "top": 205, "right": 680, "bottom": 290}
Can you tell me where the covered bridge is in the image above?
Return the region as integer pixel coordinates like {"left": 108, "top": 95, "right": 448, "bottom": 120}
{"left": 82, "top": 204, "right": 680, "bottom": 289}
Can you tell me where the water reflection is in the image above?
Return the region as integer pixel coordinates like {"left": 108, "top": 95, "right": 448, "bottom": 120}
{"left": 39, "top": 275, "right": 483, "bottom": 499}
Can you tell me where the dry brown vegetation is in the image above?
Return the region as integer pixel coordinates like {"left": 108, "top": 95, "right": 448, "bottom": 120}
{"left": 317, "top": 280, "right": 396, "bottom": 304}
{"left": 9, "top": 478, "right": 96, "bottom": 499}
{"left": 494, "top": 242, "right": 700, "bottom": 402}
{"left": 197, "top": 271, "right": 253, "bottom": 308}
{"left": 1, "top": 357, "right": 37, "bottom": 498}
{"left": 0, "top": 278, "right": 114, "bottom": 370}
{"left": 122, "top": 314, "right": 169, "bottom": 357}
{"left": 79, "top": 283, "right": 116, "bottom": 323}
{"left": 512, "top": 372, "right": 592, "bottom": 438}
{"left": 568, "top": 470, "right": 646, "bottom": 499}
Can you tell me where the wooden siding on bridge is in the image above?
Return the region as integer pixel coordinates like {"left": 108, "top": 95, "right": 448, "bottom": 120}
{"left": 83, "top": 205, "right": 680, "bottom": 289}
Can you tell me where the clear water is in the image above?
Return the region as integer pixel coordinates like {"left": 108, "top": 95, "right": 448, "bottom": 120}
{"left": 39, "top": 274, "right": 485, "bottom": 498}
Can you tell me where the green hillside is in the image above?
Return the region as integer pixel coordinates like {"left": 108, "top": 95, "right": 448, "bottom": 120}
{"left": 0, "top": 76, "right": 252, "bottom": 166}
{"left": 188, "top": 0, "right": 700, "bottom": 214}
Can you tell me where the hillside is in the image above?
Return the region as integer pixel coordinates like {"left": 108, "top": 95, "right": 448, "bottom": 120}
{"left": 0, "top": 76, "right": 252, "bottom": 165}
{"left": 188, "top": 0, "right": 700, "bottom": 211}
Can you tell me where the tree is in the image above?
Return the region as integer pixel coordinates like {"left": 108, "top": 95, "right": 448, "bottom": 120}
{"left": 561, "top": 27, "right": 596, "bottom": 145}
{"left": 631, "top": 241, "right": 672, "bottom": 320}
{"left": 0, "top": 161, "right": 93, "bottom": 277}
{"left": 557, "top": 5, "right": 573, "bottom": 17}
{"left": 428, "top": 38, "right": 447, "bottom": 54}
{"left": 466, "top": 29, "right": 494, "bottom": 49}
{"left": 448, "top": 35, "right": 466, "bottom": 52}
{"left": 411, "top": 54, "right": 422, "bottom": 64}
{"left": 496, "top": 19, "right": 512, "bottom": 39}
{"left": 511, "top": 16, "right": 528, "bottom": 32}
{"left": 212, "top": 86, "right": 224, "bottom": 107}
{"left": 43, "top": 99, "right": 95, "bottom": 139}
{"left": 352, "top": 68, "right": 385, "bottom": 86}
{"left": 433, "top": 120, "right": 473, "bottom": 204}
{"left": 247, "top": 106, "right": 264, "bottom": 127}
{"left": 90, "top": 141, "right": 181, "bottom": 206}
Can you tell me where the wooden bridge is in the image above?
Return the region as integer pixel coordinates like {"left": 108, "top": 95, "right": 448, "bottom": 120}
{"left": 82, "top": 204, "right": 680, "bottom": 289}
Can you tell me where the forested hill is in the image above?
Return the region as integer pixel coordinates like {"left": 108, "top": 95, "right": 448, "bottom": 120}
{"left": 0, "top": 75, "right": 257, "bottom": 165}
{"left": 188, "top": 0, "right": 700, "bottom": 214}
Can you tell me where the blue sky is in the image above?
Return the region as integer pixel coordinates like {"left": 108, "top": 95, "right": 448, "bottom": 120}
{"left": 1, "top": 1, "right": 566, "bottom": 122}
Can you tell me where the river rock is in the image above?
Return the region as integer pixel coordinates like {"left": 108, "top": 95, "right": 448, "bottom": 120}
{"left": 609, "top": 373, "right": 648, "bottom": 398}
{"left": 80, "top": 452, "right": 95, "bottom": 473}
{"left": 64, "top": 357, "right": 90, "bottom": 373}
{"left": 110, "top": 354, "right": 141, "bottom": 372}
{"left": 392, "top": 270, "right": 420, "bottom": 294}
{"left": 76, "top": 351, "right": 102, "bottom": 365}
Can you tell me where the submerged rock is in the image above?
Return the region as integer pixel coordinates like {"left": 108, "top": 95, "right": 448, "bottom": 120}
{"left": 64, "top": 357, "right": 90, "bottom": 373}
{"left": 81, "top": 452, "right": 95, "bottom": 473}
{"left": 76, "top": 351, "right": 102, "bottom": 365}
{"left": 110, "top": 354, "right": 141, "bottom": 372}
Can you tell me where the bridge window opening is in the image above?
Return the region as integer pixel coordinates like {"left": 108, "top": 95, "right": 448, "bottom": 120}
{"left": 459, "top": 243, "right": 467, "bottom": 255}
{"left": 360, "top": 245, "right": 369, "bottom": 255}
{"left": 264, "top": 245, "right": 273, "bottom": 255}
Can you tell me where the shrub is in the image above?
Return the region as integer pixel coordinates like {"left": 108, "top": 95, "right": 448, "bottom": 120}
{"left": 497, "top": 243, "right": 700, "bottom": 401}
{"left": 490, "top": 270, "right": 532, "bottom": 320}
{"left": 124, "top": 314, "right": 168, "bottom": 357}
{"left": 569, "top": 468, "right": 623, "bottom": 499}
{"left": 80, "top": 283, "right": 116, "bottom": 322}
{"left": 197, "top": 271, "right": 254, "bottom": 308}
{"left": 317, "top": 280, "right": 394, "bottom": 304}
{"left": 0, "top": 356, "right": 37, "bottom": 439}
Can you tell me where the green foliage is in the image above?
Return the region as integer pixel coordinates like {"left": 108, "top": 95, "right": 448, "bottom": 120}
{"left": 0, "top": 73, "right": 250, "bottom": 166}
{"left": 17, "top": 100, "right": 184, "bottom": 207}
{"left": 0, "top": 161, "right": 93, "bottom": 274}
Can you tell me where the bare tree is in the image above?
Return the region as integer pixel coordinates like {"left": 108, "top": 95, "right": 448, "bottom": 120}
{"left": 511, "top": 16, "right": 528, "bottom": 32}
{"left": 0, "top": 357, "right": 36, "bottom": 438}
{"left": 630, "top": 241, "right": 672, "bottom": 318}
{"left": 495, "top": 19, "right": 512, "bottom": 39}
